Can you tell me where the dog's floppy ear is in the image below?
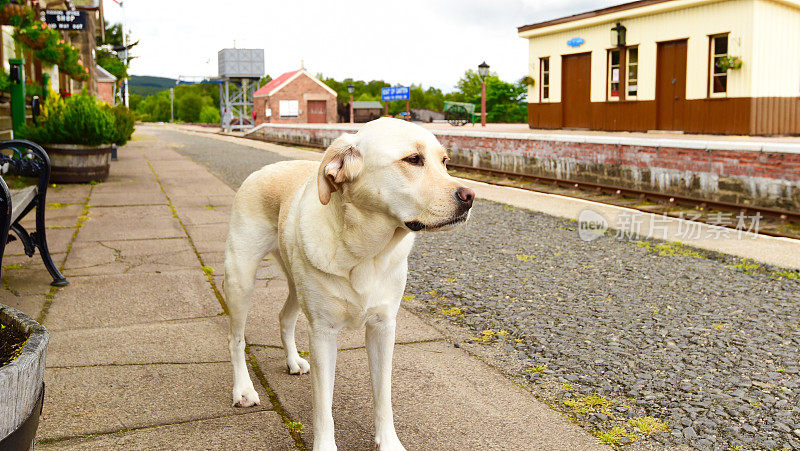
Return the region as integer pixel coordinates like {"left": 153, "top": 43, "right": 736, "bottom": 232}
{"left": 317, "top": 133, "right": 363, "bottom": 205}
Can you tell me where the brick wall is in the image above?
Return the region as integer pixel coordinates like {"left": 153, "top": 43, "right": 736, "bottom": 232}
{"left": 97, "top": 81, "right": 114, "bottom": 104}
{"left": 254, "top": 73, "right": 337, "bottom": 125}
{"left": 245, "top": 124, "right": 800, "bottom": 210}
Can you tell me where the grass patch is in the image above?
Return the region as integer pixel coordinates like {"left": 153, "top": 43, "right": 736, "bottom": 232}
{"left": 402, "top": 294, "right": 415, "bottom": 301}
{"left": 46, "top": 202, "right": 67, "bottom": 209}
{"left": 713, "top": 323, "right": 730, "bottom": 330}
{"left": 284, "top": 421, "right": 304, "bottom": 433}
{"left": 528, "top": 364, "right": 547, "bottom": 374}
{"left": 561, "top": 383, "right": 574, "bottom": 390}
{"left": 635, "top": 241, "right": 704, "bottom": 258}
{"left": 515, "top": 254, "right": 536, "bottom": 262}
{"left": 771, "top": 269, "right": 800, "bottom": 280}
{"left": 564, "top": 394, "right": 612, "bottom": 415}
{"left": 472, "top": 329, "right": 496, "bottom": 343}
{"left": 594, "top": 426, "right": 635, "bottom": 446}
{"left": 2, "top": 263, "right": 23, "bottom": 270}
{"left": 725, "top": 258, "right": 760, "bottom": 275}
{"left": 628, "top": 416, "right": 668, "bottom": 436}
{"left": 439, "top": 307, "right": 463, "bottom": 317}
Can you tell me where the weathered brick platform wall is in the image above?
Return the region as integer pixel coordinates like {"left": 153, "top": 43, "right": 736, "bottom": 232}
{"left": 245, "top": 124, "right": 800, "bottom": 211}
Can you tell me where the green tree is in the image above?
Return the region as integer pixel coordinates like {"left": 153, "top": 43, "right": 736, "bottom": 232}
{"left": 177, "top": 92, "right": 205, "bottom": 122}
{"left": 199, "top": 105, "right": 220, "bottom": 123}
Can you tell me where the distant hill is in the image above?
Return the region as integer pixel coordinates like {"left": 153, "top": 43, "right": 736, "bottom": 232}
{"left": 129, "top": 75, "right": 177, "bottom": 97}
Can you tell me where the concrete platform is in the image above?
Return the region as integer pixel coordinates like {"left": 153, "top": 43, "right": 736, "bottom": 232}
{"left": 6, "top": 128, "right": 608, "bottom": 449}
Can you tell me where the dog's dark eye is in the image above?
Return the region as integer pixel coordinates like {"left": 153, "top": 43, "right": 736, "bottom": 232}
{"left": 403, "top": 155, "right": 423, "bottom": 166}
{"left": 442, "top": 156, "right": 449, "bottom": 165}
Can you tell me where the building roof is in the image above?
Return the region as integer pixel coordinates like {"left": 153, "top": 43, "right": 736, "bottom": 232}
{"left": 253, "top": 69, "right": 337, "bottom": 98}
{"left": 518, "top": 0, "right": 800, "bottom": 36}
{"left": 353, "top": 101, "right": 383, "bottom": 109}
{"left": 95, "top": 64, "right": 117, "bottom": 82}
{"left": 518, "top": 0, "right": 674, "bottom": 33}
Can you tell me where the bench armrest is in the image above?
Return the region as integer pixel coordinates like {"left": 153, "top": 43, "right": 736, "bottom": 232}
{"left": 0, "top": 140, "right": 52, "bottom": 201}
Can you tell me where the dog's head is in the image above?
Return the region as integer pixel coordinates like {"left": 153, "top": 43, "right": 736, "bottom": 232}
{"left": 317, "top": 117, "right": 474, "bottom": 232}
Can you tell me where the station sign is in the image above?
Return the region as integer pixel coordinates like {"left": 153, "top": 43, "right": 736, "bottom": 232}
{"left": 567, "top": 37, "right": 585, "bottom": 48}
{"left": 381, "top": 86, "right": 410, "bottom": 101}
{"left": 43, "top": 10, "right": 87, "bottom": 31}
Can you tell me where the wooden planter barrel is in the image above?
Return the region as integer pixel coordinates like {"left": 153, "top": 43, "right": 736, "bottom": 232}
{"left": 0, "top": 305, "right": 48, "bottom": 450}
{"left": 45, "top": 143, "right": 113, "bottom": 183}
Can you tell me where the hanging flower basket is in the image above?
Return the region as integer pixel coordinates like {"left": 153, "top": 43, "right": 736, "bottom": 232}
{"left": 716, "top": 55, "right": 743, "bottom": 71}
{"left": 0, "top": 3, "right": 30, "bottom": 26}
{"left": 520, "top": 76, "right": 536, "bottom": 87}
{"left": 15, "top": 23, "right": 58, "bottom": 50}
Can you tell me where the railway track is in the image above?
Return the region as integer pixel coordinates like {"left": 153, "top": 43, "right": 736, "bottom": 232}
{"left": 446, "top": 162, "right": 800, "bottom": 240}
{"left": 233, "top": 132, "right": 800, "bottom": 240}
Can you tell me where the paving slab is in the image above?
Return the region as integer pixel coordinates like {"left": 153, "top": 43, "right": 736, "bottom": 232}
{"left": 75, "top": 205, "right": 184, "bottom": 242}
{"left": 63, "top": 237, "right": 198, "bottom": 276}
{"left": 38, "top": 411, "right": 295, "bottom": 450}
{"left": 168, "top": 193, "right": 234, "bottom": 208}
{"left": 44, "top": 271, "right": 223, "bottom": 331}
{"left": 245, "top": 279, "right": 442, "bottom": 351}
{"left": 88, "top": 190, "right": 167, "bottom": 207}
{"left": 37, "top": 362, "right": 270, "bottom": 441}
{"left": 47, "top": 316, "right": 229, "bottom": 367}
{"left": 0, "top": 265, "right": 64, "bottom": 296}
{"left": 45, "top": 184, "right": 91, "bottom": 204}
{"left": 253, "top": 341, "right": 605, "bottom": 450}
{"left": 184, "top": 223, "right": 229, "bottom": 253}
{"left": 0, "top": 293, "right": 45, "bottom": 318}
{"left": 174, "top": 205, "right": 232, "bottom": 226}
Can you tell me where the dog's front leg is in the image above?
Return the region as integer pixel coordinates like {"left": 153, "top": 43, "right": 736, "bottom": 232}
{"left": 366, "top": 315, "right": 405, "bottom": 451}
{"left": 309, "top": 323, "right": 339, "bottom": 451}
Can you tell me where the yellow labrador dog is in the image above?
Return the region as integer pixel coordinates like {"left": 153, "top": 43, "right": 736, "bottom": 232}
{"left": 223, "top": 118, "right": 475, "bottom": 450}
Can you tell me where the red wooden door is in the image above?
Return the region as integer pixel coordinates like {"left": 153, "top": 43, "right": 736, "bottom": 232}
{"left": 307, "top": 100, "right": 327, "bottom": 123}
{"left": 656, "top": 40, "right": 688, "bottom": 130}
{"left": 561, "top": 53, "right": 592, "bottom": 129}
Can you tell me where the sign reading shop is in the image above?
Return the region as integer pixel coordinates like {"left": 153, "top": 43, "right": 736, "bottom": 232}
{"left": 42, "top": 10, "right": 87, "bottom": 30}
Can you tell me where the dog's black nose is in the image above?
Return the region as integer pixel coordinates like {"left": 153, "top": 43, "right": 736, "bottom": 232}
{"left": 455, "top": 187, "right": 475, "bottom": 209}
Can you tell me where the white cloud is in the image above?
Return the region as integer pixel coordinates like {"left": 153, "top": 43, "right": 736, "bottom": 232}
{"left": 103, "top": 0, "right": 620, "bottom": 92}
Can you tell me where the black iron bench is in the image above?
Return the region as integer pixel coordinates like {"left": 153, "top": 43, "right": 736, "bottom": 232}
{"left": 0, "top": 140, "right": 68, "bottom": 286}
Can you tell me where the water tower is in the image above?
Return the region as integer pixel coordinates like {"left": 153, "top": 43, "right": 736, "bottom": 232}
{"left": 218, "top": 48, "right": 264, "bottom": 131}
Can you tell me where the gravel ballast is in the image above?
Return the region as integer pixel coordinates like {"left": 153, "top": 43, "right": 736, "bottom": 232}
{"left": 156, "top": 126, "right": 800, "bottom": 450}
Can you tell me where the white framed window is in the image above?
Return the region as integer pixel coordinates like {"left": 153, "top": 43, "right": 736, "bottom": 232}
{"left": 608, "top": 49, "right": 621, "bottom": 100}
{"left": 539, "top": 57, "right": 550, "bottom": 101}
{"left": 710, "top": 34, "right": 728, "bottom": 95}
{"left": 279, "top": 100, "right": 299, "bottom": 118}
{"left": 626, "top": 47, "right": 638, "bottom": 98}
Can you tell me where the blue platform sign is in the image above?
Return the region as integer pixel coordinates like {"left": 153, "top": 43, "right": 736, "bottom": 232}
{"left": 567, "top": 37, "right": 585, "bottom": 48}
{"left": 381, "top": 86, "right": 410, "bottom": 101}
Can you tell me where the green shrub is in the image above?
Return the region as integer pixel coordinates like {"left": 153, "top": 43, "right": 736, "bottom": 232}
{"left": 198, "top": 105, "right": 220, "bottom": 124}
{"left": 18, "top": 92, "right": 121, "bottom": 146}
{"left": 110, "top": 105, "right": 135, "bottom": 145}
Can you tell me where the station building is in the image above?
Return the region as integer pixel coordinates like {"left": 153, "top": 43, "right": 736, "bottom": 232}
{"left": 518, "top": 0, "right": 800, "bottom": 135}
{"left": 253, "top": 69, "right": 338, "bottom": 125}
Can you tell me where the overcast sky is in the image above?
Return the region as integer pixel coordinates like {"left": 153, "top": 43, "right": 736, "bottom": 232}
{"left": 103, "top": 0, "right": 619, "bottom": 92}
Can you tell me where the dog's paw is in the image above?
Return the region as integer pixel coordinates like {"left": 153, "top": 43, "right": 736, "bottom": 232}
{"left": 287, "top": 355, "right": 311, "bottom": 375}
{"left": 375, "top": 432, "right": 405, "bottom": 451}
{"left": 232, "top": 385, "right": 261, "bottom": 407}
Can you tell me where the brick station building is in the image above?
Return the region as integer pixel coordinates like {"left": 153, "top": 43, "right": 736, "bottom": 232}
{"left": 253, "top": 69, "right": 338, "bottom": 125}
{"left": 519, "top": 0, "right": 800, "bottom": 135}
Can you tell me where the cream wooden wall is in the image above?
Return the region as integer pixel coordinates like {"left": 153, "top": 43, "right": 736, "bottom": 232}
{"left": 520, "top": 0, "right": 799, "bottom": 103}
{"left": 750, "top": 0, "right": 800, "bottom": 97}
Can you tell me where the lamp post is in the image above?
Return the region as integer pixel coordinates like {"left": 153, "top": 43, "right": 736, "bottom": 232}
{"left": 347, "top": 83, "right": 355, "bottom": 124}
{"left": 478, "top": 61, "right": 489, "bottom": 127}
